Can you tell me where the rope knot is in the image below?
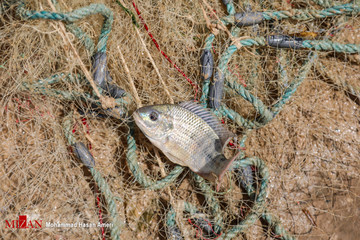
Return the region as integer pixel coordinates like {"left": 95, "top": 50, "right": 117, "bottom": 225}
{"left": 201, "top": 5, "right": 226, "bottom": 36}
{"left": 100, "top": 96, "right": 117, "bottom": 109}
{"left": 231, "top": 36, "right": 252, "bottom": 51}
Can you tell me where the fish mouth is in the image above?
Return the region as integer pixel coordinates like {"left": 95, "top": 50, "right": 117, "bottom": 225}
{"left": 132, "top": 111, "right": 152, "bottom": 138}
{"left": 132, "top": 111, "right": 144, "bottom": 129}
{"left": 132, "top": 111, "right": 140, "bottom": 123}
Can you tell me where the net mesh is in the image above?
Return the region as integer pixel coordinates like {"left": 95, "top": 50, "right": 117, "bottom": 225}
{"left": 0, "top": 0, "right": 359, "bottom": 239}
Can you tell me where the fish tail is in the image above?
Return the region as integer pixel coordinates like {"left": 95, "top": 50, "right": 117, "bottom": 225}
{"left": 216, "top": 151, "right": 242, "bottom": 191}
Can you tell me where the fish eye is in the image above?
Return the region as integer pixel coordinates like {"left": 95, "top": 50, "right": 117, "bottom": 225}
{"left": 149, "top": 111, "right": 158, "bottom": 121}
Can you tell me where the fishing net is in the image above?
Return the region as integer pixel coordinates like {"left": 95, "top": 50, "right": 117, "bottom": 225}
{"left": 0, "top": 0, "right": 359, "bottom": 239}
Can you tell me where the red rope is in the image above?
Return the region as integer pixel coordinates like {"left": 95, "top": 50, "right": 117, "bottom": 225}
{"left": 8, "top": 97, "right": 55, "bottom": 123}
{"left": 213, "top": 43, "right": 247, "bottom": 88}
{"left": 227, "top": 65, "right": 247, "bottom": 87}
{"left": 220, "top": 119, "right": 246, "bottom": 150}
{"left": 132, "top": 1, "right": 199, "bottom": 100}
{"left": 81, "top": 118, "right": 92, "bottom": 150}
{"left": 96, "top": 186, "right": 106, "bottom": 240}
{"left": 73, "top": 118, "right": 105, "bottom": 240}
{"left": 188, "top": 218, "right": 222, "bottom": 240}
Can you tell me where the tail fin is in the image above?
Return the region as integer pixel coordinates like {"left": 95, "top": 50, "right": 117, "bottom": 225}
{"left": 196, "top": 151, "right": 242, "bottom": 191}
{"left": 216, "top": 151, "right": 242, "bottom": 191}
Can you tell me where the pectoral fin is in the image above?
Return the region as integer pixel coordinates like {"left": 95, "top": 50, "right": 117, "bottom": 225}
{"left": 160, "top": 140, "right": 191, "bottom": 167}
{"left": 162, "top": 150, "right": 187, "bottom": 167}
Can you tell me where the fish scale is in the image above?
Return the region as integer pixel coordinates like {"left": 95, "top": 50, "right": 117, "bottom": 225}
{"left": 133, "top": 101, "right": 236, "bottom": 185}
{"left": 169, "top": 105, "right": 218, "bottom": 171}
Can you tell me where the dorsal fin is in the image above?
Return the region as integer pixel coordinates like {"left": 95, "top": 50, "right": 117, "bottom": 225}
{"left": 179, "top": 101, "right": 234, "bottom": 150}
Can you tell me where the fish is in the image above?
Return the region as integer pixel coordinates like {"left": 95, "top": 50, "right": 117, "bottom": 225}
{"left": 133, "top": 101, "right": 238, "bottom": 190}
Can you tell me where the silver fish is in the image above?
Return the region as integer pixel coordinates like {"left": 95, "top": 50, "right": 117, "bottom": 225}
{"left": 133, "top": 101, "right": 237, "bottom": 189}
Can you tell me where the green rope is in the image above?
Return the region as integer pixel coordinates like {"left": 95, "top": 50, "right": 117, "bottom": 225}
{"left": 164, "top": 157, "right": 294, "bottom": 240}
{"left": 63, "top": 114, "right": 77, "bottom": 146}
{"left": 90, "top": 168, "right": 123, "bottom": 240}
{"left": 166, "top": 202, "right": 200, "bottom": 239}
{"left": 239, "top": 37, "right": 360, "bottom": 53}
{"left": 225, "top": 78, "right": 274, "bottom": 124}
{"left": 224, "top": 0, "right": 236, "bottom": 15}
{"left": 239, "top": 38, "right": 267, "bottom": 47}
{"left": 261, "top": 211, "right": 296, "bottom": 240}
{"left": 45, "top": 0, "right": 96, "bottom": 55}
{"left": 278, "top": 49, "right": 290, "bottom": 87}
{"left": 114, "top": 0, "right": 139, "bottom": 28}
{"left": 200, "top": 34, "right": 215, "bottom": 107}
{"left": 14, "top": 0, "right": 128, "bottom": 109}
{"left": 196, "top": 2, "right": 331, "bottom": 239}
{"left": 193, "top": 173, "right": 224, "bottom": 233}
{"left": 28, "top": 72, "right": 86, "bottom": 85}
{"left": 209, "top": 37, "right": 360, "bottom": 54}
{"left": 203, "top": 2, "right": 360, "bottom": 131}
{"left": 219, "top": 105, "right": 260, "bottom": 129}
{"left": 302, "top": 39, "right": 360, "bottom": 53}
{"left": 262, "top": 3, "right": 360, "bottom": 21}
{"left": 205, "top": 38, "right": 358, "bottom": 127}
{"left": 17, "top": 2, "right": 113, "bottom": 53}
{"left": 202, "top": 26, "right": 358, "bottom": 127}
{"left": 272, "top": 52, "right": 318, "bottom": 117}
{"left": 200, "top": 79, "right": 211, "bottom": 106}
{"left": 236, "top": 134, "right": 256, "bottom": 198}
{"left": 62, "top": 114, "right": 123, "bottom": 240}
{"left": 220, "top": 3, "right": 360, "bottom": 25}
{"left": 217, "top": 45, "right": 237, "bottom": 76}
{"left": 166, "top": 207, "right": 184, "bottom": 240}
{"left": 22, "top": 74, "right": 90, "bottom": 101}
{"left": 65, "top": 23, "right": 95, "bottom": 55}
{"left": 21, "top": 73, "right": 129, "bottom": 115}
{"left": 16, "top": 1, "right": 128, "bottom": 235}
{"left": 126, "top": 122, "right": 184, "bottom": 190}
{"left": 222, "top": 157, "right": 269, "bottom": 239}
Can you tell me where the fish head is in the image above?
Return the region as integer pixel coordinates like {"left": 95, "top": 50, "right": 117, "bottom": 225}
{"left": 133, "top": 104, "right": 174, "bottom": 142}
